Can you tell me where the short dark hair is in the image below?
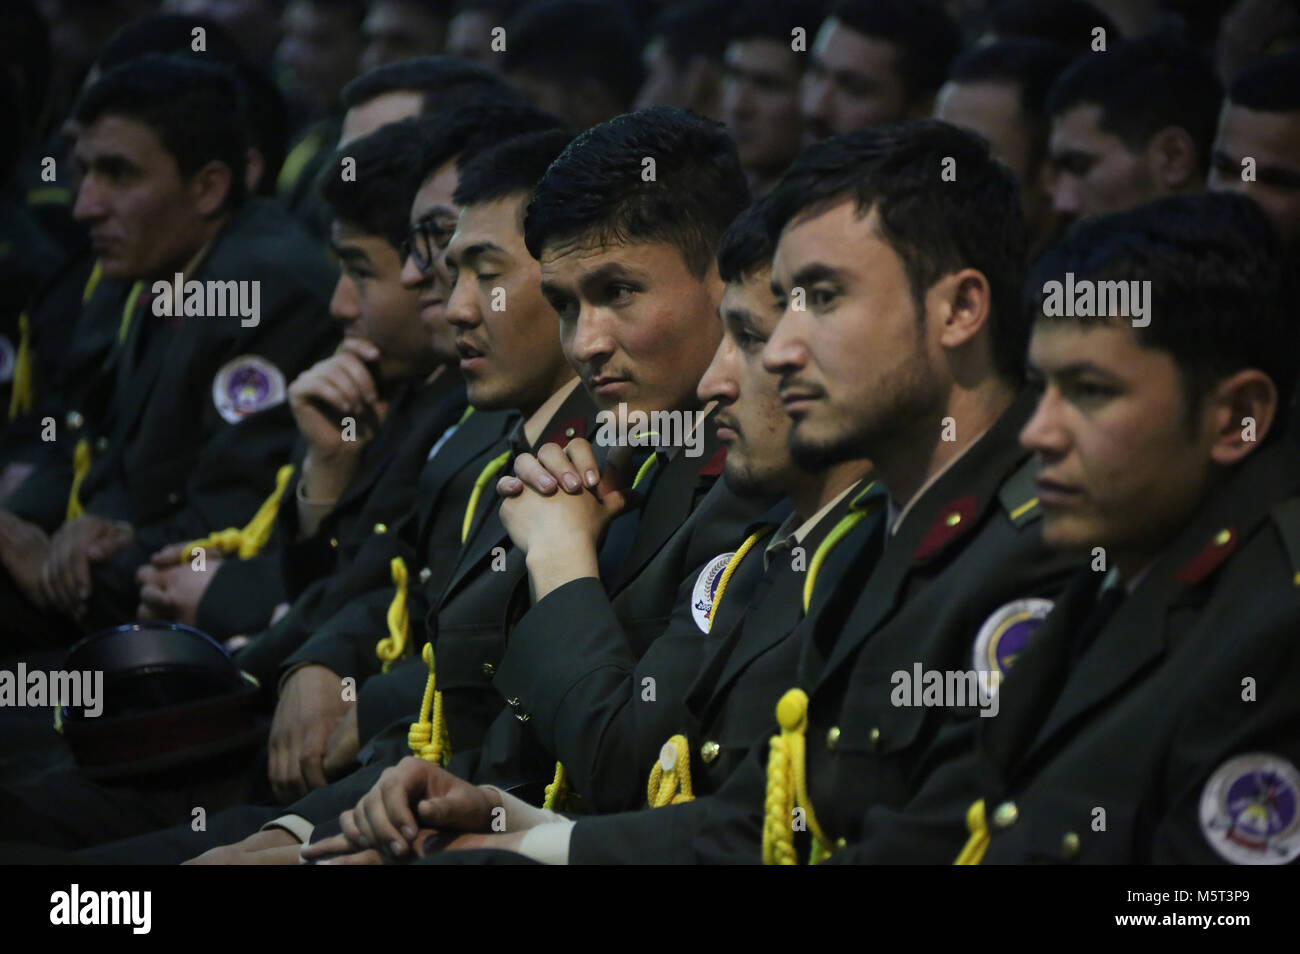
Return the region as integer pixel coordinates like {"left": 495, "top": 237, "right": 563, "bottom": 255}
{"left": 1028, "top": 193, "right": 1296, "bottom": 436}
{"left": 453, "top": 127, "right": 574, "bottom": 208}
{"left": 524, "top": 106, "right": 751, "bottom": 277}
{"left": 765, "top": 120, "right": 1029, "bottom": 384}
{"left": 652, "top": 0, "right": 734, "bottom": 65}
{"left": 948, "top": 38, "right": 1075, "bottom": 174}
{"left": 340, "top": 55, "right": 505, "bottom": 111}
{"left": 503, "top": 0, "right": 645, "bottom": 109}
{"left": 1228, "top": 50, "right": 1300, "bottom": 112}
{"left": 1046, "top": 36, "right": 1222, "bottom": 170}
{"left": 730, "top": 0, "right": 827, "bottom": 51}
{"left": 96, "top": 14, "right": 288, "bottom": 196}
{"left": 717, "top": 200, "right": 775, "bottom": 284}
{"left": 828, "top": 0, "right": 961, "bottom": 104}
{"left": 74, "top": 54, "right": 250, "bottom": 210}
{"left": 417, "top": 94, "right": 564, "bottom": 180}
{"left": 319, "top": 117, "right": 439, "bottom": 248}
{"left": 986, "top": 0, "right": 1119, "bottom": 58}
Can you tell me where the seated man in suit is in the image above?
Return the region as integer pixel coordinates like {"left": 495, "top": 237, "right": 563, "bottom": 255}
{"left": 0, "top": 55, "right": 339, "bottom": 647}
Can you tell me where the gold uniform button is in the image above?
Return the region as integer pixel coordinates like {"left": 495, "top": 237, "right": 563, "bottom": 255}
{"left": 992, "top": 801, "right": 1018, "bottom": 828}
{"left": 868, "top": 726, "right": 881, "bottom": 752}
{"left": 1061, "top": 832, "right": 1080, "bottom": 859}
{"left": 329, "top": 537, "right": 339, "bottom": 548}
{"left": 481, "top": 662, "right": 495, "bottom": 676}
{"left": 564, "top": 427, "right": 575, "bottom": 438}
{"left": 1213, "top": 528, "right": 1231, "bottom": 546}
{"left": 167, "top": 492, "right": 179, "bottom": 504}
{"left": 826, "top": 726, "right": 840, "bottom": 750}
{"left": 418, "top": 567, "right": 432, "bottom": 583}
{"left": 373, "top": 522, "right": 387, "bottom": 534}
{"left": 945, "top": 511, "right": 962, "bottom": 527}
{"left": 700, "top": 741, "right": 720, "bottom": 763}
{"left": 66, "top": 410, "right": 84, "bottom": 430}
{"left": 95, "top": 436, "right": 110, "bottom": 452}
{"left": 835, "top": 837, "right": 847, "bottom": 851}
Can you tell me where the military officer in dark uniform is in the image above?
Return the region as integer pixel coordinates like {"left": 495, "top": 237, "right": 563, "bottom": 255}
{"left": 0, "top": 56, "right": 340, "bottom": 647}
{"left": 130, "top": 117, "right": 465, "bottom": 643}
{"left": 844, "top": 193, "right": 1300, "bottom": 865}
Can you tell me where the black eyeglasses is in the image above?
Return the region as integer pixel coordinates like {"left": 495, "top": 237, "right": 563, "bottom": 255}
{"left": 402, "top": 216, "right": 455, "bottom": 274}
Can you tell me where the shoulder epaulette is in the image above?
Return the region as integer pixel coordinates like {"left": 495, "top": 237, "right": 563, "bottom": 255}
{"left": 998, "top": 455, "right": 1042, "bottom": 528}
{"left": 1271, "top": 497, "right": 1300, "bottom": 587}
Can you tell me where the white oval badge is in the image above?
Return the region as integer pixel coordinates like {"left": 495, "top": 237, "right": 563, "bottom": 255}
{"left": 1199, "top": 753, "right": 1300, "bottom": 864}
{"left": 212, "top": 354, "right": 285, "bottom": 424}
{"left": 691, "top": 552, "right": 735, "bottom": 633}
{"left": 971, "top": 597, "right": 1054, "bottom": 693}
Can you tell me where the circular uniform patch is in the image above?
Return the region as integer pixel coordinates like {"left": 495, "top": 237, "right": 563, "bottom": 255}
{"left": 1199, "top": 753, "right": 1300, "bottom": 864}
{"left": 212, "top": 355, "right": 285, "bottom": 424}
{"left": 0, "top": 334, "right": 15, "bottom": 383}
{"left": 691, "top": 552, "right": 735, "bottom": 633}
{"left": 971, "top": 597, "right": 1054, "bottom": 691}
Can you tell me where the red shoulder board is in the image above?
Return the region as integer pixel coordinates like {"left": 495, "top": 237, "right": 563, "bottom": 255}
{"left": 1175, "top": 527, "right": 1238, "bottom": 586}
{"left": 699, "top": 445, "right": 727, "bottom": 478}
{"left": 545, "top": 416, "right": 588, "bottom": 448}
{"left": 913, "top": 494, "right": 979, "bottom": 561}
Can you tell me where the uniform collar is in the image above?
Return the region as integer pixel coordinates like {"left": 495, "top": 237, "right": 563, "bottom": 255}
{"left": 887, "top": 416, "right": 997, "bottom": 537}
{"left": 764, "top": 478, "right": 864, "bottom": 570}
{"left": 519, "top": 376, "right": 583, "bottom": 450}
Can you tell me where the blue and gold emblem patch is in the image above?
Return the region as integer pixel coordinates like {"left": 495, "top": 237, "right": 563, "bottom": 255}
{"left": 1200, "top": 753, "right": 1300, "bottom": 864}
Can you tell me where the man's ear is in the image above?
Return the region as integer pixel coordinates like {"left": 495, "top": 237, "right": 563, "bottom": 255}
{"left": 933, "top": 267, "right": 992, "bottom": 351}
{"left": 188, "top": 158, "right": 234, "bottom": 218}
{"left": 1147, "top": 125, "right": 1199, "bottom": 191}
{"left": 1205, "top": 368, "right": 1277, "bottom": 466}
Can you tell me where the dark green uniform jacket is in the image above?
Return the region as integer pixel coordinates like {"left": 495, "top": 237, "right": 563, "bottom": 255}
{"left": 234, "top": 404, "right": 518, "bottom": 685}
{"left": 358, "top": 384, "right": 606, "bottom": 754}
{"left": 567, "top": 389, "right": 1082, "bottom": 863}
{"left": 2, "top": 198, "right": 340, "bottom": 631}
{"left": 468, "top": 433, "right": 771, "bottom": 797}
{"left": 287, "top": 404, "right": 753, "bottom": 828}
{"left": 489, "top": 481, "right": 882, "bottom": 814}
{"left": 845, "top": 440, "right": 1300, "bottom": 865}
{"left": 193, "top": 371, "right": 467, "bottom": 638}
